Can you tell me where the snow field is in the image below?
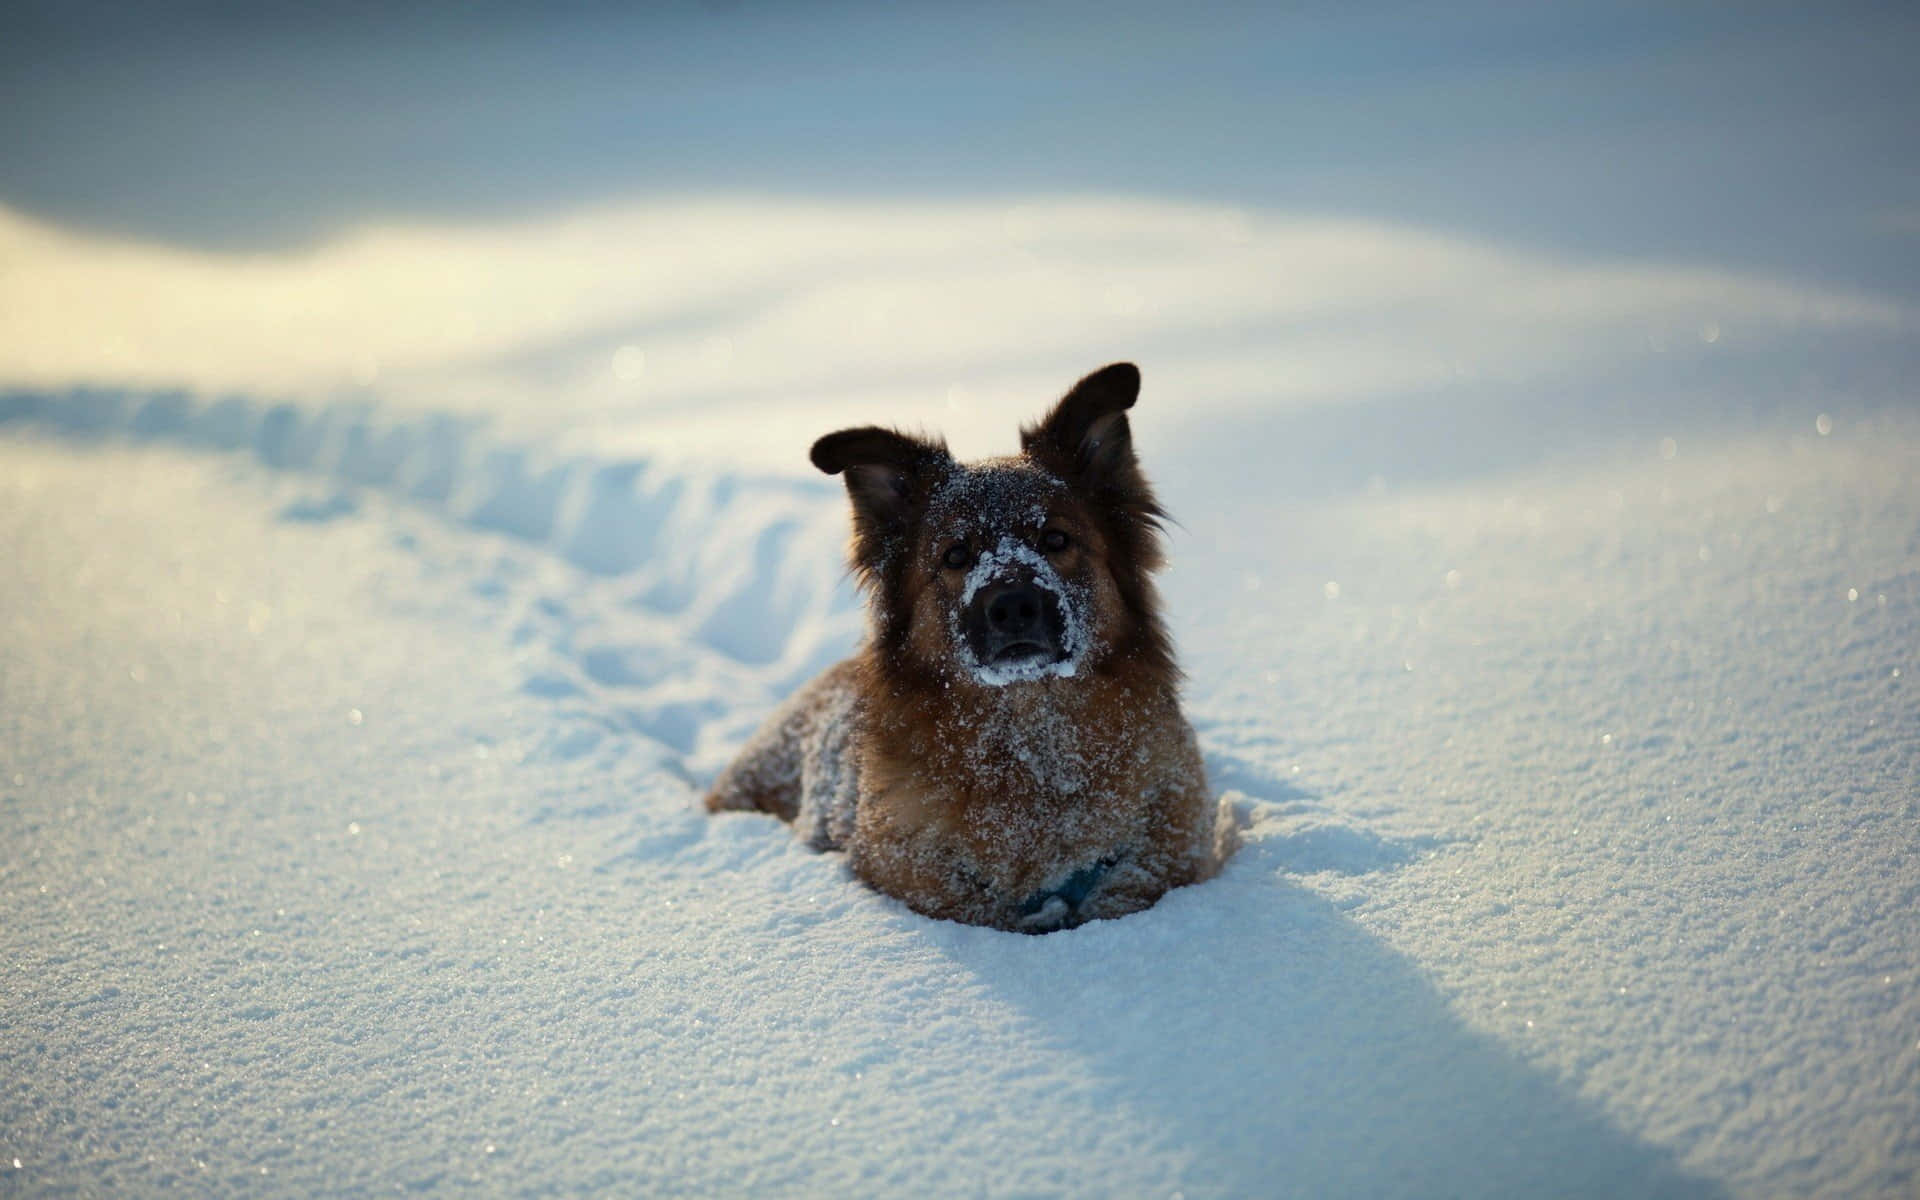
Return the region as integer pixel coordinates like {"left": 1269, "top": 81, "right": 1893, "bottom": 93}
{"left": 2, "top": 383, "right": 1917, "bottom": 1197}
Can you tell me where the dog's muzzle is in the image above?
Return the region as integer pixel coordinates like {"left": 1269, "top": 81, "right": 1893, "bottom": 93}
{"left": 965, "top": 578, "right": 1068, "bottom": 668}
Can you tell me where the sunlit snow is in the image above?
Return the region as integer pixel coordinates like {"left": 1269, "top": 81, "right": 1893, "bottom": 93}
{"left": 4, "top": 4, "right": 1918, "bottom": 1197}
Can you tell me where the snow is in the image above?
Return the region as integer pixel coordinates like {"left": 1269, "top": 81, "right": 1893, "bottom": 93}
{"left": 3, "top": 7, "right": 1918, "bottom": 1190}
{"left": 3, "top": 367, "right": 1914, "bottom": 1196}
{"left": 2, "top": 195, "right": 1909, "bottom": 475}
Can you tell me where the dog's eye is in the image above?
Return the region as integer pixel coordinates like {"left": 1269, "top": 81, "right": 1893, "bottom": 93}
{"left": 941, "top": 543, "right": 971, "bottom": 570}
{"left": 1041, "top": 529, "right": 1071, "bottom": 553}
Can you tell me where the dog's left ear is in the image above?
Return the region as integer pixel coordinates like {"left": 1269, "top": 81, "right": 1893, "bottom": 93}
{"left": 1022, "top": 362, "right": 1146, "bottom": 494}
{"left": 1026, "top": 363, "right": 1171, "bottom": 653}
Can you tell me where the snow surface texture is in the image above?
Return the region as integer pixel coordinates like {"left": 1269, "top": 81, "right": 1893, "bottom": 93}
{"left": 4, "top": 193, "right": 1911, "bottom": 475}
{"left": 2, "top": 386, "right": 1917, "bottom": 1198}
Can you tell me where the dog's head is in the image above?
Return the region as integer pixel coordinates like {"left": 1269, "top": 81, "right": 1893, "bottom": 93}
{"left": 811, "top": 363, "right": 1172, "bottom": 688}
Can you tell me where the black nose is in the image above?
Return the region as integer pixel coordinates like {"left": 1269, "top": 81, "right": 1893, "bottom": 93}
{"left": 981, "top": 583, "right": 1046, "bottom": 637}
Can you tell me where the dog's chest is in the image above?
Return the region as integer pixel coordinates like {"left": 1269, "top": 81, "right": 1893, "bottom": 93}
{"left": 866, "top": 686, "right": 1159, "bottom": 849}
{"left": 957, "top": 700, "right": 1101, "bottom": 796}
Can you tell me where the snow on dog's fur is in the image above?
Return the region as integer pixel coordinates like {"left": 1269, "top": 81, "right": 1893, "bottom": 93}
{"left": 705, "top": 363, "right": 1230, "bottom": 931}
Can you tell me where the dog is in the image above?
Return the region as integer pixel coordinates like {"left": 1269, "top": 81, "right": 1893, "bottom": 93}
{"left": 705, "top": 363, "right": 1229, "bottom": 932}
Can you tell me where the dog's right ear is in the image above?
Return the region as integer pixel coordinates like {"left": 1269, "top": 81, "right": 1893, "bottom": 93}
{"left": 811, "top": 426, "right": 951, "bottom": 569}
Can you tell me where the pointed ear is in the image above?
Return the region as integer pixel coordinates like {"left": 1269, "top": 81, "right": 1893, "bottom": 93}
{"left": 810, "top": 426, "right": 951, "bottom": 570}
{"left": 1021, "top": 362, "right": 1143, "bottom": 487}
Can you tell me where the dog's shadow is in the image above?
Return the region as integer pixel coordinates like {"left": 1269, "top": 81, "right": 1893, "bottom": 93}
{"left": 921, "top": 816, "right": 1726, "bottom": 1198}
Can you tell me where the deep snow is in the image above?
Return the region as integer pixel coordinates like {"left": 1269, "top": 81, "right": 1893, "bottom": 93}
{"left": 3, "top": 370, "right": 1915, "bottom": 1195}
{"left": 8, "top": 5, "right": 1920, "bottom": 1192}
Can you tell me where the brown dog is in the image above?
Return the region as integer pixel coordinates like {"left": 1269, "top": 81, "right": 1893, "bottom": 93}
{"left": 705, "top": 363, "right": 1228, "bottom": 931}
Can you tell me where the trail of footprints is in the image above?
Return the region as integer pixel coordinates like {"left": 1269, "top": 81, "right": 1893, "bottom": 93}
{"left": 2, "top": 385, "right": 860, "bottom": 777}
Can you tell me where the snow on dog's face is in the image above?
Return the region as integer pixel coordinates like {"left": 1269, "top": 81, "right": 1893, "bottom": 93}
{"left": 926, "top": 467, "right": 1091, "bottom": 687}
{"left": 811, "top": 363, "right": 1174, "bottom": 688}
